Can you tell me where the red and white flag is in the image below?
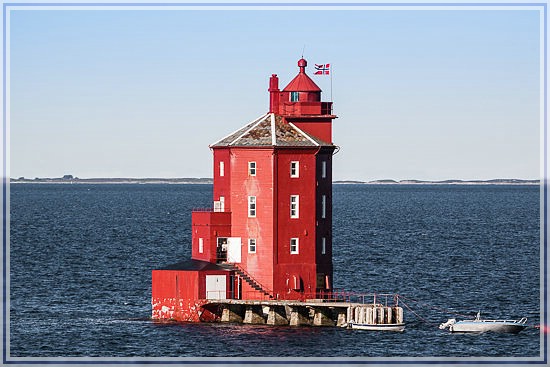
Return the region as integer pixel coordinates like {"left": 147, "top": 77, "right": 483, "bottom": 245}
{"left": 314, "top": 63, "right": 330, "bottom": 75}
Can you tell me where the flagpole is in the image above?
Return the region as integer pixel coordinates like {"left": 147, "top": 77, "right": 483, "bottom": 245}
{"left": 330, "top": 64, "right": 333, "bottom": 103}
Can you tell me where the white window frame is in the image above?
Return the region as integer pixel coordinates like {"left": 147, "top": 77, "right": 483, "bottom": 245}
{"left": 290, "top": 195, "right": 299, "bottom": 218}
{"left": 219, "top": 196, "right": 225, "bottom": 212}
{"left": 199, "top": 238, "right": 204, "bottom": 253}
{"left": 219, "top": 161, "right": 225, "bottom": 177}
{"left": 248, "top": 196, "right": 256, "bottom": 217}
{"left": 290, "top": 238, "right": 299, "bottom": 254}
{"left": 249, "top": 161, "right": 256, "bottom": 176}
{"left": 248, "top": 238, "right": 256, "bottom": 254}
{"left": 290, "top": 161, "right": 299, "bottom": 178}
{"left": 321, "top": 237, "right": 326, "bottom": 255}
{"left": 321, "top": 160, "right": 327, "bottom": 179}
{"left": 322, "top": 194, "right": 327, "bottom": 219}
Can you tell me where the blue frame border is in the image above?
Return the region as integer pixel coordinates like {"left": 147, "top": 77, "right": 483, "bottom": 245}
{"left": 1, "top": 1, "right": 547, "bottom": 365}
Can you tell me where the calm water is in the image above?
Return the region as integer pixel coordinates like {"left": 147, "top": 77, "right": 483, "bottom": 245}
{"left": 8, "top": 184, "right": 542, "bottom": 359}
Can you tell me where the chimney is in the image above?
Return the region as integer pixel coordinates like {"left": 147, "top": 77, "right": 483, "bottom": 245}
{"left": 269, "top": 74, "right": 280, "bottom": 114}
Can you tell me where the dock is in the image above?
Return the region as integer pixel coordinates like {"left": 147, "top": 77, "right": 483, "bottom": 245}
{"left": 201, "top": 295, "right": 404, "bottom": 327}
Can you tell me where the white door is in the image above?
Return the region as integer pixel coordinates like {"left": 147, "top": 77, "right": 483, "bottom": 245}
{"left": 226, "top": 237, "right": 242, "bottom": 263}
{"left": 205, "top": 275, "right": 226, "bottom": 300}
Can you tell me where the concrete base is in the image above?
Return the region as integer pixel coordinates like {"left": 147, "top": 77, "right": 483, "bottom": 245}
{"left": 221, "top": 304, "right": 244, "bottom": 323}
{"left": 289, "top": 306, "right": 311, "bottom": 326}
{"left": 336, "top": 311, "right": 347, "bottom": 327}
{"left": 313, "top": 308, "right": 335, "bottom": 326}
{"left": 243, "top": 306, "right": 266, "bottom": 324}
{"left": 267, "top": 306, "right": 289, "bottom": 325}
{"left": 200, "top": 300, "right": 405, "bottom": 330}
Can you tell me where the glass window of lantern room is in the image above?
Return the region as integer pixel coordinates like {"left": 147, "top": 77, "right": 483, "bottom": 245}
{"left": 290, "top": 238, "right": 299, "bottom": 254}
{"left": 248, "top": 238, "right": 256, "bottom": 253}
{"left": 291, "top": 92, "right": 299, "bottom": 102}
{"left": 249, "top": 162, "right": 256, "bottom": 176}
{"left": 290, "top": 161, "right": 299, "bottom": 178}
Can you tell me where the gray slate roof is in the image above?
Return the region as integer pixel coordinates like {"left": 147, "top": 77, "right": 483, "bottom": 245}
{"left": 211, "top": 113, "right": 332, "bottom": 148}
{"left": 158, "top": 259, "right": 230, "bottom": 271}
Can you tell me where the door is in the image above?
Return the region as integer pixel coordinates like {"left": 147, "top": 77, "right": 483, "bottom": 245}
{"left": 205, "top": 275, "right": 226, "bottom": 300}
{"left": 226, "top": 237, "right": 242, "bottom": 263}
{"left": 216, "top": 238, "right": 228, "bottom": 262}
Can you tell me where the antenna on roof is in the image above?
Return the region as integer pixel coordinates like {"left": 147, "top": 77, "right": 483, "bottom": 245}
{"left": 301, "top": 44, "right": 306, "bottom": 58}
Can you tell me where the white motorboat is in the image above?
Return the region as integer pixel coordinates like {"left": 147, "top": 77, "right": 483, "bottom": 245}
{"left": 439, "top": 312, "right": 527, "bottom": 334}
{"left": 349, "top": 321, "right": 406, "bottom": 332}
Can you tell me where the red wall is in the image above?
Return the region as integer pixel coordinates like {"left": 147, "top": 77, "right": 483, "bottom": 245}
{"left": 213, "top": 148, "right": 232, "bottom": 212}
{"left": 272, "top": 148, "right": 329, "bottom": 298}
{"left": 152, "top": 269, "right": 232, "bottom": 321}
{"left": 291, "top": 119, "right": 333, "bottom": 144}
{"left": 191, "top": 211, "right": 231, "bottom": 262}
{"left": 228, "top": 148, "right": 275, "bottom": 292}
{"left": 315, "top": 151, "right": 333, "bottom": 289}
{"left": 152, "top": 270, "right": 201, "bottom": 321}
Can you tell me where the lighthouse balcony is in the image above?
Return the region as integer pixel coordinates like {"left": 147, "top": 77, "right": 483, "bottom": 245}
{"left": 280, "top": 101, "right": 333, "bottom": 116}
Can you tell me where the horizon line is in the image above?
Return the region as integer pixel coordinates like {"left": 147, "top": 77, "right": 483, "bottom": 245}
{"left": 8, "top": 176, "right": 541, "bottom": 183}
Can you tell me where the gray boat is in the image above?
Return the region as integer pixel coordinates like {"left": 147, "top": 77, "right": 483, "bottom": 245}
{"left": 439, "top": 312, "right": 528, "bottom": 334}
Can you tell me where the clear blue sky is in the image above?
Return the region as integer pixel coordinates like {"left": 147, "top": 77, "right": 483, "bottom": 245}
{"left": 9, "top": 7, "right": 541, "bottom": 181}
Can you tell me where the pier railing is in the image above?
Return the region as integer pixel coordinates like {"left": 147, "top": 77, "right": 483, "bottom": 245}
{"left": 237, "top": 289, "right": 401, "bottom": 305}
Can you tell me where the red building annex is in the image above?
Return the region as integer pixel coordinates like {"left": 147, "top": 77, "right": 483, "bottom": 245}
{"left": 152, "top": 59, "right": 338, "bottom": 322}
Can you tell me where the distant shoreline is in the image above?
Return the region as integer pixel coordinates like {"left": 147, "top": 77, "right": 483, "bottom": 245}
{"left": 9, "top": 177, "right": 540, "bottom": 185}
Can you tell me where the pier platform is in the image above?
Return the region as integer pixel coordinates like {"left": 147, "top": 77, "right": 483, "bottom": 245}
{"left": 201, "top": 297, "right": 404, "bottom": 328}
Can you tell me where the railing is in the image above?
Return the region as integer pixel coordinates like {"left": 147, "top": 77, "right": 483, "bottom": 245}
{"left": 235, "top": 289, "right": 401, "bottom": 305}
{"left": 192, "top": 207, "right": 214, "bottom": 212}
{"left": 233, "top": 264, "right": 275, "bottom": 299}
{"left": 321, "top": 102, "right": 333, "bottom": 115}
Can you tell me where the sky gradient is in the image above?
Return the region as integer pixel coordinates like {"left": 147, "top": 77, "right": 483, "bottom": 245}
{"left": 9, "top": 6, "right": 542, "bottom": 181}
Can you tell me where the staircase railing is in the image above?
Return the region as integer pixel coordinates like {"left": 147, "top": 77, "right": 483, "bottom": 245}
{"left": 232, "top": 263, "right": 274, "bottom": 299}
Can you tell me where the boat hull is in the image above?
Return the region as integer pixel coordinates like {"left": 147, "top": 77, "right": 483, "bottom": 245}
{"left": 349, "top": 322, "right": 405, "bottom": 332}
{"left": 450, "top": 321, "right": 527, "bottom": 334}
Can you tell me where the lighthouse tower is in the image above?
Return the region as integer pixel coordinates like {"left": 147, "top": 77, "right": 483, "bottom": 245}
{"left": 152, "top": 59, "right": 337, "bottom": 321}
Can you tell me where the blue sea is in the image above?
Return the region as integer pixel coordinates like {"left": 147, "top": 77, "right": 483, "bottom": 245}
{"left": 8, "top": 184, "right": 542, "bottom": 361}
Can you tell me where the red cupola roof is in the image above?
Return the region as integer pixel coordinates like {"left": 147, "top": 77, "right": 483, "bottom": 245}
{"left": 282, "top": 58, "right": 321, "bottom": 92}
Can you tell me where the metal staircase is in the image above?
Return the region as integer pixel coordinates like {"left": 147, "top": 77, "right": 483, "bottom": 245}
{"left": 220, "top": 263, "right": 274, "bottom": 299}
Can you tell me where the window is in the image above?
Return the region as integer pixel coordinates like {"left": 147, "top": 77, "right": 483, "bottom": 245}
{"left": 219, "top": 161, "right": 224, "bottom": 177}
{"left": 290, "top": 161, "right": 299, "bottom": 178}
{"left": 321, "top": 237, "right": 326, "bottom": 255}
{"left": 248, "top": 238, "right": 256, "bottom": 253}
{"left": 248, "top": 196, "right": 256, "bottom": 217}
{"left": 322, "top": 195, "right": 327, "bottom": 219}
{"left": 291, "top": 91, "right": 299, "bottom": 102}
{"left": 214, "top": 196, "right": 224, "bottom": 212}
{"left": 249, "top": 162, "right": 256, "bottom": 176}
{"left": 290, "top": 195, "right": 299, "bottom": 218}
{"left": 199, "top": 238, "right": 204, "bottom": 253}
{"left": 321, "top": 161, "right": 327, "bottom": 178}
{"left": 290, "top": 238, "right": 299, "bottom": 254}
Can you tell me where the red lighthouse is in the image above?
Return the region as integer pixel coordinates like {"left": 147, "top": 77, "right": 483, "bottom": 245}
{"left": 152, "top": 59, "right": 337, "bottom": 321}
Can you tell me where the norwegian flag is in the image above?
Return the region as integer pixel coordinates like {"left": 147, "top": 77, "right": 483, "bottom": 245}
{"left": 314, "top": 63, "right": 330, "bottom": 75}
